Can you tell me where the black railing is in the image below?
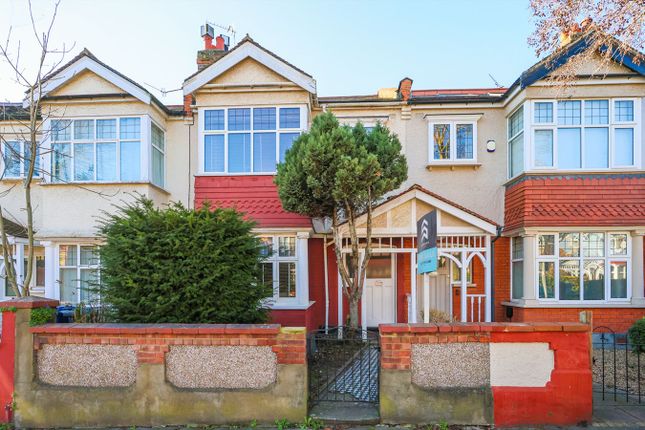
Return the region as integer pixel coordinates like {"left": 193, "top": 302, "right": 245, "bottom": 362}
{"left": 593, "top": 326, "right": 644, "bottom": 404}
{"left": 307, "top": 327, "right": 379, "bottom": 405}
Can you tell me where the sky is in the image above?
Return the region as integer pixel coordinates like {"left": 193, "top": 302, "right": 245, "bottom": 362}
{"left": 0, "top": 0, "right": 540, "bottom": 105}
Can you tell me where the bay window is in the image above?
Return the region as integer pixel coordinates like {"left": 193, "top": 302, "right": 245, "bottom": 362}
{"left": 427, "top": 117, "right": 478, "bottom": 163}
{"left": 151, "top": 122, "right": 165, "bottom": 187}
{"left": 58, "top": 244, "right": 100, "bottom": 304}
{"left": 49, "top": 117, "right": 165, "bottom": 186}
{"left": 507, "top": 106, "right": 524, "bottom": 177}
{"left": 201, "top": 106, "right": 304, "bottom": 174}
{"left": 529, "top": 99, "right": 639, "bottom": 170}
{"left": 2, "top": 140, "right": 40, "bottom": 178}
{"left": 259, "top": 235, "right": 298, "bottom": 302}
{"left": 511, "top": 237, "right": 524, "bottom": 300}
{"left": 536, "top": 231, "right": 630, "bottom": 302}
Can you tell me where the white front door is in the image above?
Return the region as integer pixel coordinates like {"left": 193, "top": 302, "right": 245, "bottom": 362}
{"left": 365, "top": 254, "right": 395, "bottom": 327}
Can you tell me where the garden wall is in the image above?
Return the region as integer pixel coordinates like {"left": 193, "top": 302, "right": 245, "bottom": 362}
{"left": 380, "top": 322, "right": 593, "bottom": 428}
{"left": 1, "top": 298, "right": 307, "bottom": 428}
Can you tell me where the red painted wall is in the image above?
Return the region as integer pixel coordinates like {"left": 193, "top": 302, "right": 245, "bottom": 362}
{"left": 380, "top": 323, "right": 592, "bottom": 427}
{"left": 492, "top": 329, "right": 593, "bottom": 427}
{"left": 504, "top": 174, "right": 645, "bottom": 232}
{"left": 194, "top": 175, "right": 311, "bottom": 228}
{"left": 504, "top": 306, "right": 645, "bottom": 333}
{"left": 0, "top": 311, "right": 15, "bottom": 423}
{"left": 493, "top": 237, "right": 511, "bottom": 322}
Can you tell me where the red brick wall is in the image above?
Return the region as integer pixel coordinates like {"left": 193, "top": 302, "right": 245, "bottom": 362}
{"left": 31, "top": 324, "right": 306, "bottom": 365}
{"left": 493, "top": 237, "right": 511, "bottom": 322}
{"left": 194, "top": 175, "right": 311, "bottom": 228}
{"left": 505, "top": 174, "right": 645, "bottom": 231}
{"left": 505, "top": 306, "right": 645, "bottom": 333}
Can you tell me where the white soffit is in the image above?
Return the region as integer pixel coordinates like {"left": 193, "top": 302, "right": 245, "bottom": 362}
{"left": 183, "top": 41, "right": 316, "bottom": 95}
{"left": 24, "top": 55, "right": 151, "bottom": 108}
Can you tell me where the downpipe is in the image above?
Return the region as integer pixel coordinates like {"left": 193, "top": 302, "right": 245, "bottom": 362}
{"left": 490, "top": 225, "right": 503, "bottom": 321}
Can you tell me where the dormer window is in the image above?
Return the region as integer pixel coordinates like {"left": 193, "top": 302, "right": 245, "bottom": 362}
{"left": 200, "top": 106, "right": 305, "bottom": 174}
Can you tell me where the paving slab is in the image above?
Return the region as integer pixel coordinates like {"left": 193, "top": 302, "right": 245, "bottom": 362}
{"left": 309, "top": 401, "right": 380, "bottom": 425}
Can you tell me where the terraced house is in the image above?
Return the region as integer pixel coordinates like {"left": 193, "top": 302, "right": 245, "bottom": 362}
{"left": 1, "top": 25, "right": 643, "bottom": 333}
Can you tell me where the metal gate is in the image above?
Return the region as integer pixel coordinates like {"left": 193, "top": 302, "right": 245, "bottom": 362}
{"left": 593, "top": 326, "right": 645, "bottom": 403}
{"left": 307, "top": 327, "right": 379, "bottom": 406}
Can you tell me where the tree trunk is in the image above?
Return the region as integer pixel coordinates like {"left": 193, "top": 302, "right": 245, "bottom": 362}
{"left": 348, "top": 295, "right": 360, "bottom": 329}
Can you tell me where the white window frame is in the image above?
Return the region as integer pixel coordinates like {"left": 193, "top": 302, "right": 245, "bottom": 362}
{"left": 534, "top": 231, "right": 632, "bottom": 304}
{"left": 426, "top": 115, "right": 480, "bottom": 165}
{"left": 57, "top": 243, "right": 100, "bottom": 305}
{"left": 48, "top": 115, "right": 152, "bottom": 184}
{"left": 198, "top": 105, "right": 307, "bottom": 175}
{"left": 259, "top": 234, "right": 299, "bottom": 306}
{"left": 510, "top": 236, "right": 524, "bottom": 301}
{"left": 527, "top": 98, "right": 641, "bottom": 171}
{"left": 507, "top": 105, "right": 526, "bottom": 179}
{"left": 1, "top": 140, "right": 41, "bottom": 179}
{"left": 150, "top": 120, "right": 166, "bottom": 188}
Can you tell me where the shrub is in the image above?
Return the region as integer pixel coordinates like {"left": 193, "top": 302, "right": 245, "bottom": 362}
{"left": 98, "top": 198, "right": 272, "bottom": 323}
{"left": 628, "top": 317, "right": 645, "bottom": 353}
{"left": 29, "top": 307, "right": 56, "bottom": 326}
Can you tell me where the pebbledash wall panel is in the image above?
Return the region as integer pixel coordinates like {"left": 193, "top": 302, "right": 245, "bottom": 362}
{"left": 1, "top": 298, "right": 307, "bottom": 428}
{"left": 194, "top": 175, "right": 311, "bottom": 228}
{"left": 379, "top": 322, "right": 593, "bottom": 427}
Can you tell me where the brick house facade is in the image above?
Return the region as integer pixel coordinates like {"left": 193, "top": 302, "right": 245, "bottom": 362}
{"left": 0, "top": 25, "right": 643, "bottom": 332}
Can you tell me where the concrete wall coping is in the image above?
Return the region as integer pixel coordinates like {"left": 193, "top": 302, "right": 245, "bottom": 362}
{"left": 0, "top": 297, "right": 60, "bottom": 309}
{"left": 30, "top": 323, "right": 282, "bottom": 335}
{"left": 379, "top": 322, "right": 590, "bottom": 334}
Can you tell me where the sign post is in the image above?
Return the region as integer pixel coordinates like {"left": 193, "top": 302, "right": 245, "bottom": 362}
{"left": 417, "top": 210, "right": 437, "bottom": 323}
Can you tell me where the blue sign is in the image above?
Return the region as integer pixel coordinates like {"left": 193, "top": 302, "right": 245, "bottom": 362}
{"left": 417, "top": 210, "right": 437, "bottom": 274}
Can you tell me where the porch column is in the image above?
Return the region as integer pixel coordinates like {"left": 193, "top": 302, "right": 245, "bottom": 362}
{"left": 296, "top": 232, "right": 310, "bottom": 307}
{"left": 337, "top": 269, "right": 343, "bottom": 328}
{"left": 15, "top": 242, "right": 24, "bottom": 288}
{"left": 631, "top": 231, "right": 645, "bottom": 306}
{"left": 43, "top": 242, "right": 56, "bottom": 299}
{"left": 484, "top": 235, "right": 492, "bottom": 322}
{"left": 423, "top": 274, "right": 430, "bottom": 323}
{"left": 360, "top": 250, "right": 367, "bottom": 334}
{"left": 522, "top": 234, "right": 537, "bottom": 304}
{"left": 460, "top": 251, "right": 467, "bottom": 322}
{"left": 410, "top": 251, "right": 417, "bottom": 323}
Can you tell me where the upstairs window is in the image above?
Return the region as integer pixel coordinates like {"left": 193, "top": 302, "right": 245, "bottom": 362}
{"left": 51, "top": 117, "right": 142, "bottom": 183}
{"left": 2, "top": 141, "right": 40, "bottom": 179}
{"left": 151, "top": 123, "right": 165, "bottom": 187}
{"left": 201, "top": 106, "right": 304, "bottom": 174}
{"left": 529, "top": 99, "right": 639, "bottom": 170}
{"left": 508, "top": 106, "right": 525, "bottom": 178}
{"left": 427, "top": 117, "right": 478, "bottom": 164}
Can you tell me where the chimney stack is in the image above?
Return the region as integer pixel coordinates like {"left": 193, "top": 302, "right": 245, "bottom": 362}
{"left": 197, "top": 23, "right": 230, "bottom": 71}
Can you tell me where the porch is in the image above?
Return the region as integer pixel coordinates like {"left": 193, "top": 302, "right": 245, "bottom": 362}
{"left": 332, "top": 185, "right": 498, "bottom": 330}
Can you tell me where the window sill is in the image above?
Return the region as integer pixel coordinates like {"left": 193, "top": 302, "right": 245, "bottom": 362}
{"left": 269, "top": 300, "right": 315, "bottom": 311}
{"left": 505, "top": 169, "right": 642, "bottom": 186}
{"left": 426, "top": 163, "right": 481, "bottom": 171}
{"left": 502, "top": 300, "right": 643, "bottom": 309}
{"left": 38, "top": 181, "right": 171, "bottom": 194}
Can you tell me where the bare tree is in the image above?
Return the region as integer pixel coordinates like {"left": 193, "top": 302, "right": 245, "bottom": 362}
{"left": 0, "top": 0, "right": 72, "bottom": 296}
{"left": 529, "top": 0, "right": 644, "bottom": 88}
